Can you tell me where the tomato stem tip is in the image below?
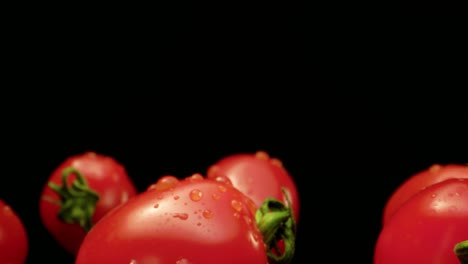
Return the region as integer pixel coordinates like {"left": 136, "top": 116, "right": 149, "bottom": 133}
{"left": 47, "top": 167, "right": 100, "bottom": 232}
{"left": 256, "top": 187, "right": 296, "bottom": 264}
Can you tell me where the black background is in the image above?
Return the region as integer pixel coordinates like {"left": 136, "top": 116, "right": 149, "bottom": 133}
{"left": 1, "top": 2, "right": 467, "bottom": 264}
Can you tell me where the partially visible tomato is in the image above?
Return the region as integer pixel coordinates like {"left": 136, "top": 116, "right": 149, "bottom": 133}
{"left": 0, "top": 199, "right": 28, "bottom": 264}
{"left": 207, "top": 150, "right": 300, "bottom": 222}
{"left": 75, "top": 173, "right": 268, "bottom": 264}
{"left": 382, "top": 163, "right": 468, "bottom": 225}
{"left": 374, "top": 178, "right": 468, "bottom": 264}
{"left": 39, "top": 151, "right": 138, "bottom": 255}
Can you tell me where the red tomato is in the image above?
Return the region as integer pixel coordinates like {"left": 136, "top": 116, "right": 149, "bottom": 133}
{"left": 382, "top": 163, "right": 468, "bottom": 225}
{"left": 0, "top": 199, "right": 28, "bottom": 264}
{"left": 75, "top": 173, "right": 268, "bottom": 264}
{"left": 207, "top": 150, "right": 300, "bottom": 222}
{"left": 39, "top": 151, "right": 138, "bottom": 255}
{"left": 374, "top": 178, "right": 468, "bottom": 264}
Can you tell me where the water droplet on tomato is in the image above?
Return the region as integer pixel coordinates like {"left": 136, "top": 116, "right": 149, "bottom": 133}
{"left": 154, "top": 175, "right": 179, "bottom": 191}
{"left": 243, "top": 215, "right": 252, "bottom": 225}
{"left": 174, "top": 195, "right": 180, "bottom": 200}
{"left": 157, "top": 194, "right": 164, "bottom": 200}
{"left": 190, "top": 189, "right": 203, "bottom": 201}
{"left": 2, "top": 205, "right": 12, "bottom": 215}
{"left": 202, "top": 209, "right": 213, "bottom": 219}
{"left": 270, "top": 158, "right": 283, "bottom": 168}
{"left": 214, "top": 175, "right": 232, "bottom": 186}
{"left": 429, "top": 164, "right": 442, "bottom": 173}
{"left": 233, "top": 212, "right": 240, "bottom": 218}
{"left": 147, "top": 184, "right": 157, "bottom": 191}
{"left": 153, "top": 203, "right": 159, "bottom": 208}
{"left": 431, "top": 194, "right": 437, "bottom": 198}
{"left": 218, "top": 185, "right": 227, "bottom": 193}
{"left": 207, "top": 165, "right": 219, "bottom": 177}
{"left": 255, "top": 150, "right": 270, "bottom": 160}
{"left": 231, "top": 199, "right": 242, "bottom": 212}
{"left": 197, "top": 222, "right": 202, "bottom": 226}
{"left": 86, "top": 151, "right": 97, "bottom": 157}
{"left": 212, "top": 193, "right": 220, "bottom": 200}
{"left": 249, "top": 230, "right": 260, "bottom": 243}
{"left": 129, "top": 259, "right": 137, "bottom": 264}
{"left": 173, "top": 213, "right": 189, "bottom": 220}
{"left": 188, "top": 173, "right": 203, "bottom": 181}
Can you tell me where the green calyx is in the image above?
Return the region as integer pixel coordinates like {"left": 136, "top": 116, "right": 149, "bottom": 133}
{"left": 455, "top": 240, "right": 468, "bottom": 264}
{"left": 46, "top": 167, "right": 100, "bottom": 232}
{"left": 256, "top": 187, "right": 296, "bottom": 264}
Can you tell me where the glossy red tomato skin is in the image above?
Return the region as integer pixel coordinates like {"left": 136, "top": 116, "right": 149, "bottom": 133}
{"left": 382, "top": 163, "right": 468, "bottom": 225}
{"left": 207, "top": 151, "right": 300, "bottom": 222}
{"left": 75, "top": 175, "right": 268, "bottom": 264}
{"left": 0, "top": 200, "right": 28, "bottom": 264}
{"left": 39, "top": 151, "right": 138, "bottom": 255}
{"left": 374, "top": 178, "right": 468, "bottom": 264}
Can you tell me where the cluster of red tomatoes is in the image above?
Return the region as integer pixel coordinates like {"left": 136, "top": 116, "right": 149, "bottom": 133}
{"left": 1, "top": 150, "right": 300, "bottom": 264}
{"left": 374, "top": 163, "right": 468, "bottom": 264}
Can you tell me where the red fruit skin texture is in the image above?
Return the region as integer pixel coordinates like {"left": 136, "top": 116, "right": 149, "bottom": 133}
{"left": 375, "top": 178, "right": 468, "bottom": 264}
{"left": 39, "top": 151, "right": 138, "bottom": 255}
{"left": 75, "top": 175, "right": 268, "bottom": 264}
{"left": 382, "top": 163, "right": 468, "bottom": 226}
{"left": 207, "top": 151, "right": 300, "bottom": 222}
{"left": 0, "top": 199, "right": 28, "bottom": 264}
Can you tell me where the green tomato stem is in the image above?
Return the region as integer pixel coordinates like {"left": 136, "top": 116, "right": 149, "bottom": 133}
{"left": 455, "top": 240, "right": 468, "bottom": 264}
{"left": 256, "top": 187, "right": 296, "bottom": 264}
{"left": 47, "top": 167, "right": 100, "bottom": 232}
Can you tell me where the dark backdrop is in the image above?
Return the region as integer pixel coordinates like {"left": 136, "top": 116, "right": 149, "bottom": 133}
{"left": 2, "top": 2, "right": 467, "bottom": 264}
